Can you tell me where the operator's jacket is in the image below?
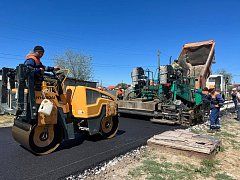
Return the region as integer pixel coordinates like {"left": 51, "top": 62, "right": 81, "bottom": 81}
{"left": 202, "top": 93, "right": 211, "bottom": 113}
{"left": 210, "top": 93, "right": 225, "bottom": 110}
{"left": 24, "top": 53, "right": 54, "bottom": 89}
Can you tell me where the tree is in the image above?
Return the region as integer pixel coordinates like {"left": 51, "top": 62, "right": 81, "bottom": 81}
{"left": 215, "top": 69, "right": 233, "bottom": 84}
{"left": 54, "top": 50, "right": 93, "bottom": 81}
{"left": 116, "top": 82, "right": 128, "bottom": 89}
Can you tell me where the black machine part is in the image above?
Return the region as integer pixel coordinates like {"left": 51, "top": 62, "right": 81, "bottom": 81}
{"left": 11, "top": 64, "right": 65, "bottom": 154}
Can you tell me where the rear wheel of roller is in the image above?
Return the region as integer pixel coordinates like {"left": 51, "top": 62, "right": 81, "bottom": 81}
{"left": 29, "top": 124, "right": 63, "bottom": 155}
{"left": 100, "top": 115, "right": 119, "bottom": 139}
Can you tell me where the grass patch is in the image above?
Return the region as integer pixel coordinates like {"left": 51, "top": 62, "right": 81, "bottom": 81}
{"left": 215, "top": 172, "right": 235, "bottom": 180}
{"left": 128, "top": 159, "right": 196, "bottom": 180}
{"left": 229, "top": 139, "right": 240, "bottom": 150}
{"left": 128, "top": 166, "right": 143, "bottom": 178}
{"left": 128, "top": 112, "right": 239, "bottom": 180}
{"left": 213, "top": 131, "right": 236, "bottom": 139}
{"left": 220, "top": 131, "right": 237, "bottom": 138}
{"left": 129, "top": 158, "right": 222, "bottom": 179}
{"left": 218, "top": 145, "right": 226, "bottom": 152}
{"left": 194, "top": 159, "right": 220, "bottom": 177}
{"left": 142, "top": 159, "right": 195, "bottom": 180}
{"left": 190, "top": 128, "right": 205, "bottom": 134}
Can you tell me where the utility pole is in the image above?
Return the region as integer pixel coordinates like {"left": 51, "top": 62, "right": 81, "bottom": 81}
{"left": 157, "top": 50, "right": 160, "bottom": 84}
{"left": 169, "top": 56, "right": 172, "bottom": 65}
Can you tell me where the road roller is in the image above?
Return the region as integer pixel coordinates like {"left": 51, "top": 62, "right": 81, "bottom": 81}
{"left": 9, "top": 64, "right": 119, "bottom": 155}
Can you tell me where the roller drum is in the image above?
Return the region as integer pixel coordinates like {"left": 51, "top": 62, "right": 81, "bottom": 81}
{"left": 12, "top": 121, "right": 62, "bottom": 155}
{"left": 12, "top": 123, "right": 32, "bottom": 150}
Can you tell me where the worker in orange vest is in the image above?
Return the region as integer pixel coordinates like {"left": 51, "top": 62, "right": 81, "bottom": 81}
{"left": 24, "top": 46, "right": 59, "bottom": 90}
{"left": 117, "top": 86, "right": 124, "bottom": 100}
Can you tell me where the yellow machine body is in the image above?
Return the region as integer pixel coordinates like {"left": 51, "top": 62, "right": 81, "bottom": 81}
{"left": 67, "top": 86, "right": 117, "bottom": 119}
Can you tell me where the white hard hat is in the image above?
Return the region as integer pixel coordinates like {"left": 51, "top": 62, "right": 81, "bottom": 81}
{"left": 233, "top": 88, "right": 237, "bottom": 91}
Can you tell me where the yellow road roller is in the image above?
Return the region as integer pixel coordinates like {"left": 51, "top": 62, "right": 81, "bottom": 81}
{"left": 9, "top": 64, "right": 119, "bottom": 155}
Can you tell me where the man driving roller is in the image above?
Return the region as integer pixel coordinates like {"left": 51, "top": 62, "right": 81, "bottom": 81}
{"left": 24, "top": 45, "right": 59, "bottom": 90}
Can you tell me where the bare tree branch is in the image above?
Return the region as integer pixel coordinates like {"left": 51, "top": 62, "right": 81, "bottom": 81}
{"left": 54, "top": 50, "right": 93, "bottom": 81}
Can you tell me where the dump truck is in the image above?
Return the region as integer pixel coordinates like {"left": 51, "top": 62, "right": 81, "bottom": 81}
{"left": 118, "top": 40, "right": 215, "bottom": 125}
{"left": 6, "top": 64, "right": 119, "bottom": 155}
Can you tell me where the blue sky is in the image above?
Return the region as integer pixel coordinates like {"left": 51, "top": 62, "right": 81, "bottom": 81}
{"left": 0, "top": 0, "right": 239, "bottom": 86}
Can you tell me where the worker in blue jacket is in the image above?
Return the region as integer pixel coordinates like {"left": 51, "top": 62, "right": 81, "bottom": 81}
{"left": 209, "top": 88, "right": 225, "bottom": 132}
{"left": 24, "top": 46, "right": 59, "bottom": 90}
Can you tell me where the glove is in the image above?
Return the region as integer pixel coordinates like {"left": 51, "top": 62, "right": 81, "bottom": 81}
{"left": 54, "top": 66, "right": 61, "bottom": 71}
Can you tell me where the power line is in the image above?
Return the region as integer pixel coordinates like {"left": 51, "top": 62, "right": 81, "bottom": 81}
{"left": 0, "top": 54, "right": 157, "bottom": 69}
{"left": 0, "top": 23, "right": 157, "bottom": 56}
{"left": 0, "top": 20, "right": 86, "bottom": 42}
{"left": 0, "top": 20, "right": 172, "bottom": 55}
{"left": 0, "top": 36, "right": 158, "bottom": 57}
{"left": 0, "top": 21, "right": 175, "bottom": 58}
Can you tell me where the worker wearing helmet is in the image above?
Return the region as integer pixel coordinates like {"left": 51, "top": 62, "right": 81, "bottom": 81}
{"left": 185, "top": 58, "right": 193, "bottom": 76}
{"left": 208, "top": 88, "right": 225, "bottom": 132}
{"left": 24, "top": 46, "right": 59, "bottom": 90}
{"left": 171, "top": 60, "right": 181, "bottom": 70}
{"left": 202, "top": 87, "right": 211, "bottom": 116}
{"left": 231, "top": 88, "right": 238, "bottom": 111}
{"left": 117, "top": 86, "right": 124, "bottom": 100}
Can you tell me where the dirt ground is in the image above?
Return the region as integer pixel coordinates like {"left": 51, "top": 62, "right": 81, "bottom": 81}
{"left": 82, "top": 110, "right": 239, "bottom": 180}
{"left": 0, "top": 115, "right": 14, "bottom": 128}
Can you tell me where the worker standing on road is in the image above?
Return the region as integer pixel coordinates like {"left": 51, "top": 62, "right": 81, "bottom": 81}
{"left": 208, "top": 88, "right": 225, "bottom": 132}
{"left": 231, "top": 88, "right": 238, "bottom": 111}
{"left": 24, "top": 46, "right": 59, "bottom": 90}
{"left": 117, "top": 86, "right": 124, "bottom": 100}
{"left": 201, "top": 87, "right": 211, "bottom": 117}
{"left": 236, "top": 89, "right": 240, "bottom": 121}
{"left": 185, "top": 59, "right": 193, "bottom": 76}
{"left": 171, "top": 60, "right": 181, "bottom": 70}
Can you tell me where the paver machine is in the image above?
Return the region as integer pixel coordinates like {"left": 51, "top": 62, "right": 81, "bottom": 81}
{"left": 118, "top": 40, "right": 215, "bottom": 125}
{"left": 7, "top": 64, "right": 119, "bottom": 155}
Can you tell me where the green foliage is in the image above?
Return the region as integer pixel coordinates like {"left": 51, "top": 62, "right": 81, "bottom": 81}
{"left": 215, "top": 69, "right": 233, "bottom": 84}
{"left": 229, "top": 139, "right": 240, "bottom": 150}
{"left": 194, "top": 159, "right": 220, "bottom": 177}
{"left": 215, "top": 172, "right": 235, "bottom": 180}
{"left": 129, "top": 159, "right": 196, "bottom": 180}
{"left": 218, "top": 145, "right": 226, "bottom": 152}
{"left": 116, "top": 82, "right": 128, "bottom": 89}
{"left": 219, "top": 131, "right": 237, "bottom": 138}
{"left": 128, "top": 157, "right": 225, "bottom": 180}
{"left": 54, "top": 50, "right": 93, "bottom": 81}
{"left": 213, "top": 131, "right": 237, "bottom": 140}
{"left": 128, "top": 166, "right": 143, "bottom": 178}
{"left": 190, "top": 128, "right": 204, "bottom": 134}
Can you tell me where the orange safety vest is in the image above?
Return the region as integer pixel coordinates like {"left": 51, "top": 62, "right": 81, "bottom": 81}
{"left": 25, "top": 53, "right": 41, "bottom": 65}
{"left": 117, "top": 89, "right": 123, "bottom": 95}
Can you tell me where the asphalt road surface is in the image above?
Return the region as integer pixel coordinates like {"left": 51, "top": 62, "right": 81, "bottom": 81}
{"left": 0, "top": 117, "right": 181, "bottom": 180}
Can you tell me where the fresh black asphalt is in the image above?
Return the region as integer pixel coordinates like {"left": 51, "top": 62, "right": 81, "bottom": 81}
{"left": 0, "top": 117, "right": 181, "bottom": 180}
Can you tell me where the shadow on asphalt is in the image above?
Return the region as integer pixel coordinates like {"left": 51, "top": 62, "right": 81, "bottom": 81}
{"left": 120, "top": 113, "right": 150, "bottom": 121}
{"left": 18, "top": 129, "right": 127, "bottom": 155}
{"left": 85, "top": 129, "right": 126, "bottom": 142}
{"left": 17, "top": 133, "right": 86, "bottom": 155}
{"left": 116, "top": 129, "right": 126, "bottom": 136}
{"left": 58, "top": 133, "right": 86, "bottom": 151}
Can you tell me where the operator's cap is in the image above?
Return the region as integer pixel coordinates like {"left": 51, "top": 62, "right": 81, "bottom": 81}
{"left": 232, "top": 88, "right": 237, "bottom": 91}
{"left": 208, "top": 88, "right": 215, "bottom": 93}
{"left": 202, "top": 87, "right": 209, "bottom": 91}
{"left": 33, "top": 45, "right": 45, "bottom": 53}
